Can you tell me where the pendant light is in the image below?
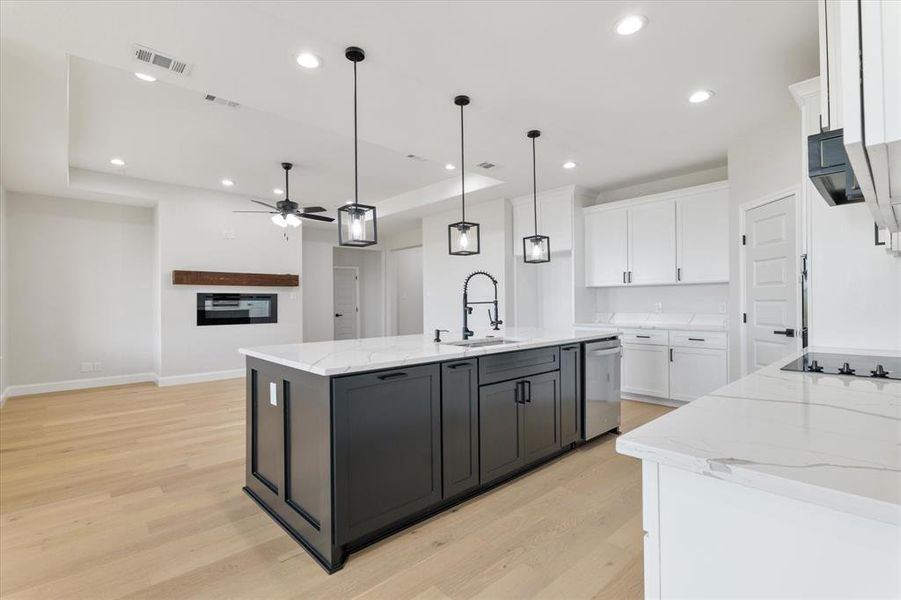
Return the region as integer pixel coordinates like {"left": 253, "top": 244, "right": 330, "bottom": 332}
{"left": 523, "top": 130, "right": 550, "bottom": 263}
{"left": 448, "top": 95, "right": 480, "bottom": 255}
{"left": 338, "top": 46, "right": 377, "bottom": 247}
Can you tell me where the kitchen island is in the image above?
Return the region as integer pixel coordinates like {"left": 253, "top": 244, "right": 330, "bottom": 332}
{"left": 617, "top": 348, "right": 901, "bottom": 599}
{"left": 239, "top": 327, "right": 619, "bottom": 572}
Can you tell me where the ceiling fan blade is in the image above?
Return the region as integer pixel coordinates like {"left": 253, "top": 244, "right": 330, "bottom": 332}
{"left": 250, "top": 199, "right": 279, "bottom": 210}
{"left": 233, "top": 210, "right": 277, "bottom": 213}
{"left": 299, "top": 213, "right": 336, "bottom": 223}
{"left": 298, "top": 206, "right": 327, "bottom": 214}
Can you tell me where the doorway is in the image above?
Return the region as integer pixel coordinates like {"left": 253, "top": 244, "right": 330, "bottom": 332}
{"left": 740, "top": 189, "right": 801, "bottom": 374}
{"left": 333, "top": 266, "right": 360, "bottom": 340}
{"left": 393, "top": 246, "right": 423, "bottom": 335}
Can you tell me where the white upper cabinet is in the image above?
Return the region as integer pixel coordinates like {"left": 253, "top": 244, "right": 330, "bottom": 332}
{"left": 584, "top": 182, "right": 729, "bottom": 287}
{"left": 628, "top": 199, "right": 676, "bottom": 285}
{"left": 584, "top": 206, "right": 629, "bottom": 286}
{"left": 675, "top": 184, "right": 730, "bottom": 283}
{"left": 511, "top": 187, "right": 576, "bottom": 255}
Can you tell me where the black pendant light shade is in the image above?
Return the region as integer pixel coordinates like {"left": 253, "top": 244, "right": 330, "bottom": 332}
{"left": 448, "top": 95, "right": 480, "bottom": 256}
{"left": 523, "top": 129, "right": 550, "bottom": 263}
{"left": 338, "top": 46, "right": 378, "bottom": 247}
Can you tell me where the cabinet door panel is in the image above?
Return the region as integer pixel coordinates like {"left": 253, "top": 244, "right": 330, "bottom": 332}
{"left": 676, "top": 187, "right": 729, "bottom": 283}
{"left": 479, "top": 380, "right": 524, "bottom": 485}
{"left": 523, "top": 371, "right": 561, "bottom": 464}
{"left": 249, "top": 366, "right": 283, "bottom": 498}
{"left": 333, "top": 365, "right": 441, "bottom": 544}
{"left": 560, "top": 345, "right": 582, "bottom": 445}
{"left": 585, "top": 207, "right": 629, "bottom": 287}
{"left": 628, "top": 200, "right": 676, "bottom": 285}
{"left": 441, "top": 360, "right": 479, "bottom": 498}
{"left": 622, "top": 344, "right": 670, "bottom": 398}
{"left": 670, "top": 347, "right": 727, "bottom": 402}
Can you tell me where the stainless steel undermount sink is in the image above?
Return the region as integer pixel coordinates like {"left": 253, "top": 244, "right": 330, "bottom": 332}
{"left": 443, "top": 338, "right": 520, "bottom": 348}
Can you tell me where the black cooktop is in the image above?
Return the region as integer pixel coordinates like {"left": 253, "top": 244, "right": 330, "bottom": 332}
{"left": 781, "top": 352, "right": 900, "bottom": 380}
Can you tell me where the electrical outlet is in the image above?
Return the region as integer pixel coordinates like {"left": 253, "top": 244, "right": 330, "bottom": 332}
{"left": 718, "top": 303, "right": 727, "bottom": 314}
{"left": 289, "top": 292, "right": 297, "bottom": 300}
{"left": 654, "top": 302, "right": 663, "bottom": 313}
{"left": 222, "top": 229, "right": 236, "bottom": 240}
{"left": 80, "top": 362, "right": 92, "bottom": 373}
{"left": 93, "top": 361, "right": 102, "bottom": 372}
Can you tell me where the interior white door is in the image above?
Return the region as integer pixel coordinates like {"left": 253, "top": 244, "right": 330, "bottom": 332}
{"left": 394, "top": 246, "right": 423, "bottom": 335}
{"left": 584, "top": 206, "right": 629, "bottom": 286}
{"left": 676, "top": 188, "right": 729, "bottom": 283}
{"left": 628, "top": 199, "right": 677, "bottom": 285}
{"left": 744, "top": 194, "right": 798, "bottom": 373}
{"left": 333, "top": 267, "right": 359, "bottom": 340}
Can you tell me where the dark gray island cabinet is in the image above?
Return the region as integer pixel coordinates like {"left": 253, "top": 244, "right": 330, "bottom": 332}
{"left": 244, "top": 342, "right": 600, "bottom": 573}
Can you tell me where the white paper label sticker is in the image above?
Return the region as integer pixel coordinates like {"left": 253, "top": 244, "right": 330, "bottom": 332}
{"left": 269, "top": 381, "right": 278, "bottom": 406}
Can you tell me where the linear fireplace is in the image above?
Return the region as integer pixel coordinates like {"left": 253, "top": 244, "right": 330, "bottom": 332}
{"left": 196, "top": 293, "right": 277, "bottom": 326}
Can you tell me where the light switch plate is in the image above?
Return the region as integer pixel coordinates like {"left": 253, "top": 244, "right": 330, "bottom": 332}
{"left": 654, "top": 302, "right": 662, "bottom": 313}
{"left": 93, "top": 361, "right": 102, "bottom": 372}
{"left": 80, "top": 362, "right": 92, "bottom": 373}
{"left": 269, "top": 381, "right": 278, "bottom": 406}
{"left": 718, "top": 303, "right": 727, "bottom": 314}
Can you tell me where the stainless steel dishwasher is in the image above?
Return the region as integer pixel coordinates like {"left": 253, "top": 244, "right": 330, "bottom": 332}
{"left": 583, "top": 336, "right": 622, "bottom": 439}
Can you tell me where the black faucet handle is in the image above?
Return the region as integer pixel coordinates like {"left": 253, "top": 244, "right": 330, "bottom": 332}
{"left": 433, "top": 329, "right": 450, "bottom": 343}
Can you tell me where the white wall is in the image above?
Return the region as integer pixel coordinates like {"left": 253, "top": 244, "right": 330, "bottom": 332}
{"left": 156, "top": 193, "right": 302, "bottom": 382}
{"left": 6, "top": 193, "right": 155, "bottom": 389}
{"left": 726, "top": 103, "right": 802, "bottom": 379}
{"left": 301, "top": 225, "right": 335, "bottom": 342}
{"left": 422, "top": 198, "right": 511, "bottom": 336}
{"left": 333, "top": 247, "right": 384, "bottom": 339}
{"left": 382, "top": 225, "right": 423, "bottom": 336}
{"left": 594, "top": 284, "right": 729, "bottom": 317}
{"left": 393, "top": 246, "right": 423, "bottom": 335}
{"left": 0, "top": 184, "right": 9, "bottom": 401}
{"left": 595, "top": 165, "right": 728, "bottom": 205}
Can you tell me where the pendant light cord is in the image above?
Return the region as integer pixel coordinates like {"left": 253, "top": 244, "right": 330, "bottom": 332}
{"left": 353, "top": 60, "right": 359, "bottom": 208}
{"left": 460, "top": 102, "right": 465, "bottom": 222}
{"left": 532, "top": 135, "right": 538, "bottom": 236}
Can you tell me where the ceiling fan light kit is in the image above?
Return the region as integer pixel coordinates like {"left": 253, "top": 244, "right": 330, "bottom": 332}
{"left": 448, "top": 94, "right": 480, "bottom": 256}
{"left": 337, "top": 46, "right": 378, "bottom": 247}
{"left": 523, "top": 129, "right": 550, "bottom": 264}
{"left": 233, "top": 161, "right": 334, "bottom": 228}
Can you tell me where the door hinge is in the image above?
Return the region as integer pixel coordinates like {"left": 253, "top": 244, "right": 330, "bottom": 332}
{"left": 742, "top": 312, "right": 747, "bottom": 323}
{"left": 741, "top": 234, "right": 746, "bottom": 246}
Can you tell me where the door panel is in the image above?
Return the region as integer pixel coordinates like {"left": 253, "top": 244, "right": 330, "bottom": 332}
{"left": 585, "top": 207, "right": 629, "bottom": 286}
{"left": 560, "top": 345, "right": 582, "bottom": 445}
{"left": 522, "top": 371, "right": 561, "bottom": 464}
{"left": 676, "top": 187, "right": 729, "bottom": 283}
{"left": 628, "top": 199, "right": 676, "bottom": 285}
{"left": 333, "top": 267, "right": 358, "bottom": 340}
{"left": 744, "top": 195, "right": 798, "bottom": 373}
{"left": 479, "top": 379, "right": 524, "bottom": 484}
{"left": 670, "top": 347, "right": 728, "bottom": 402}
{"left": 622, "top": 344, "right": 669, "bottom": 398}
{"left": 250, "top": 367, "right": 282, "bottom": 496}
{"left": 441, "top": 360, "right": 479, "bottom": 498}
{"left": 333, "top": 365, "right": 441, "bottom": 544}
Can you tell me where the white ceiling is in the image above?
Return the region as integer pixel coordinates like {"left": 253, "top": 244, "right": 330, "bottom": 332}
{"left": 0, "top": 1, "right": 818, "bottom": 218}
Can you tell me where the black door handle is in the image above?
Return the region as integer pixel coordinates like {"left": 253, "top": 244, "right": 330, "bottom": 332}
{"left": 773, "top": 328, "right": 795, "bottom": 338}
{"left": 377, "top": 372, "right": 408, "bottom": 381}
{"left": 335, "top": 313, "right": 343, "bottom": 317}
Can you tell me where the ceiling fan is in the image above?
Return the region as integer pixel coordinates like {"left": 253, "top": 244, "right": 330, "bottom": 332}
{"left": 234, "top": 162, "right": 335, "bottom": 227}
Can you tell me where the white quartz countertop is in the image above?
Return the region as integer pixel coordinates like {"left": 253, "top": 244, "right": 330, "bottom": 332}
{"left": 576, "top": 312, "right": 728, "bottom": 332}
{"left": 239, "top": 327, "right": 620, "bottom": 377}
{"left": 617, "top": 348, "right": 901, "bottom": 525}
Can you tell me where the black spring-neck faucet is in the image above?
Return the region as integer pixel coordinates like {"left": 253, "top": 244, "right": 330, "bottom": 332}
{"left": 462, "top": 271, "right": 502, "bottom": 340}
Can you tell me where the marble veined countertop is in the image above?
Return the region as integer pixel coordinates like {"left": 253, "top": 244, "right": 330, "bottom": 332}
{"left": 617, "top": 347, "right": 901, "bottom": 525}
{"left": 239, "top": 327, "right": 620, "bottom": 377}
{"left": 576, "top": 312, "right": 728, "bottom": 331}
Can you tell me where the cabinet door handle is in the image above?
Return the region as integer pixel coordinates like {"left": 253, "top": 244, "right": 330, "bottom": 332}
{"left": 562, "top": 345, "right": 579, "bottom": 352}
{"left": 377, "top": 372, "right": 408, "bottom": 381}
{"left": 514, "top": 381, "right": 523, "bottom": 404}
{"left": 688, "top": 337, "right": 705, "bottom": 342}
{"left": 523, "top": 380, "right": 532, "bottom": 403}
{"left": 628, "top": 271, "right": 632, "bottom": 283}
{"left": 636, "top": 334, "right": 651, "bottom": 339}
{"left": 622, "top": 271, "right": 627, "bottom": 284}
{"left": 669, "top": 348, "right": 673, "bottom": 362}
{"left": 677, "top": 267, "right": 681, "bottom": 282}
{"left": 446, "top": 362, "right": 472, "bottom": 370}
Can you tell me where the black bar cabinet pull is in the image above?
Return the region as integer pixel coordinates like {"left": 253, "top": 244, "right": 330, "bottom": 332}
{"left": 688, "top": 337, "right": 705, "bottom": 342}
{"left": 523, "top": 380, "right": 532, "bottom": 403}
{"left": 562, "top": 345, "right": 579, "bottom": 352}
{"left": 377, "top": 372, "right": 408, "bottom": 381}
{"left": 446, "top": 362, "right": 471, "bottom": 370}
{"left": 623, "top": 271, "right": 627, "bottom": 284}
{"left": 636, "top": 335, "right": 651, "bottom": 339}
{"left": 669, "top": 348, "right": 673, "bottom": 362}
{"left": 677, "top": 267, "right": 681, "bottom": 281}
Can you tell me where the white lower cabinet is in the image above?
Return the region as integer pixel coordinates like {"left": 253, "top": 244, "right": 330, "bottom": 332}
{"left": 622, "top": 343, "right": 670, "bottom": 398}
{"left": 669, "top": 347, "right": 728, "bottom": 402}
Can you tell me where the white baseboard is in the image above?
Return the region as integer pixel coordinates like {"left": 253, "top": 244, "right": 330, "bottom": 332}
{"left": 3, "top": 372, "right": 158, "bottom": 399}
{"left": 0, "top": 387, "right": 8, "bottom": 408}
{"left": 156, "top": 368, "right": 245, "bottom": 387}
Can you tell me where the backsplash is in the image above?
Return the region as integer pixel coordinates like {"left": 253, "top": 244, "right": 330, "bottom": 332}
{"left": 592, "top": 283, "right": 728, "bottom": 316}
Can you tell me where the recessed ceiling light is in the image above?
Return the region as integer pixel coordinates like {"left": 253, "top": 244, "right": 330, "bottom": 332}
{"left": 445, "top": 163, "right": 456, "bottom": 170}
{"left": 221, "top": 179, "right": 235, "bottom": 187}
{"left": 615, "top": 15, "right": 647, "bottom": 36}
{"left": 562, "top": 161, "right": 577, "bottom": 170}
{"left": 134, "top": 72, "right": 157, "bottom": 83}
{"left": 689, "top": 89, "right": 715, "bottom": 104}
{"left": 273, "top": 188, "right": 284, "bottom": 195}
{"left": 109, "top": 158, "right": 126, "bottom": 167}
{"left": 296, "top": 52, "right": 322, "bottom": 69}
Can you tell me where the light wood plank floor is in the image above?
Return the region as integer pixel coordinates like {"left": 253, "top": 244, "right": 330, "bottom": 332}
{"left": 0, "top": 379, "right": 671, "bottom": 600}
